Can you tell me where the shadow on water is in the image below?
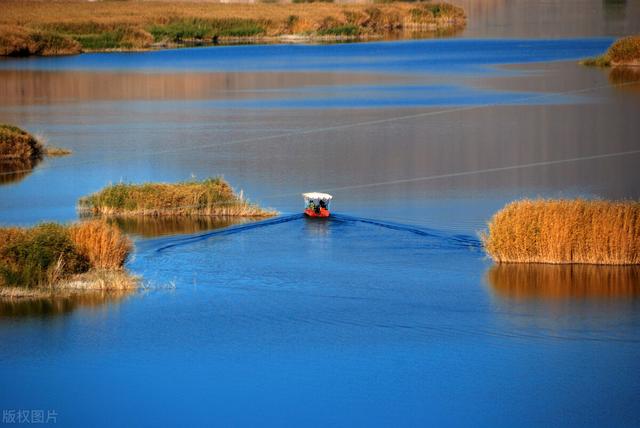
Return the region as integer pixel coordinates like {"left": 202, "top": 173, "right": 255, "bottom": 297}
{"left": 0, "top": 289, "right": 134, "bottom": 318}
{"left": 486, "top": 263, "right": 640, "bottom": 300}
{"left": 106, "top": 215, "right": 260, "bottom": 238}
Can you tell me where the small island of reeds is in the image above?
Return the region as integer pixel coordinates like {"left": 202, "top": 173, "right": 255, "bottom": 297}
{"left": 482, "top": 199, "right": 640, "bottom": 265}
{"left": 581, "top": 35, "right": 640, "bottom": 67}
{"left": 0, "top": 124, "right": 71, "bottom": 184}
{"left": 0, "top": 221, "right": 135, "bottom": 299}
{"left": 78, "top": 177, "right": 276, "bottom": 218}
{"left": 0, "top": 0, "right": 466, "bottom": 56}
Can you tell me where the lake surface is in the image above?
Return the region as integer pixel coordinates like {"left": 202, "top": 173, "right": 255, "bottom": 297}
{"left": 1, "top": 1, "right": 640, "bottom": 426}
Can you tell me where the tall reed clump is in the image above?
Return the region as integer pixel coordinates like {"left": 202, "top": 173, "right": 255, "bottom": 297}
{"left": 1, "top": 124, "right": 72, "bottom": 185}
{"left": 69, "top": 220, "right": 132, "bottom": 269}
{"left": 581, "top": 34, "right": 640, "bottom": 67}
{"left": 482, "top": 199, "right": 640, "bottom": 265}
{"left": 0, "top": 221, "right": 133, "bottom": 290}
{"left": 0, "top": 124, "right": 44, "bottom": 162}
{"left": 78, "top": 177, "right": 276, "bottom": 217}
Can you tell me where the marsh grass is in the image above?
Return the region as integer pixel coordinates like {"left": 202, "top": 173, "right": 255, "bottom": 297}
{"left": 149, "top": 18, "right": 266, "bottom": 42}
{"left": 581, "top": 55, "right": 611, "bottom": 67}
{"left": 0, "top": 1, "right": 465, "bottom": 55}
{"left": 409, "top": 2, "right": 466, "bottom": 22}
{"left": 0, "top": 221, "right": 133, "bottom": 290}
{"left": 79, "top": 177, "right": 277, "bottom": 218}
{"left": 0, "top": 124, "right": 43, "bottom": 162}
{"left": 482, "top": 199, "right": 640, "bottom": 265}
{"left": 0, "top": 125, "right": 72, "bottom": 185}
{"left": 582, "top": 35, "right": 640, "bottom": 67}
{"left": 0, "top": 25, "right": 81, "bottom": 56}
{"left": 317, "top": 24, "right": 360, "bottom": 36}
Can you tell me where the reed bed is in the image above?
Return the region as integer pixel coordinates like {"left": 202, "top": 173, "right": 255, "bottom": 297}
{"left": 582, "top": 34, "right": 640, "bottom": 67}
{"left": 0, "top": 221, "right": 134, "bottom": 292}
{"left": 0, "top": 0, "right": 465, "bottom": 55}
{"left": 487, "top": 263, "right": 640, "bottom": 299}
{"left": 482, "top": 199, "right": 640, "bottom": 265}
{"left": 79, "top": 177, "right": 277, "bottom": 218}
{"left": 0, "top": 124, "right": 43, "bottom": 162}
{"left": 0, "top": 124, "right": 72, "bottom": 185}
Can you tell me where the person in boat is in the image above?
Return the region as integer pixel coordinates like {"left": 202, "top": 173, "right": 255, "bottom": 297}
{"left": 302, "top": 192, "right": 332, "bottom": 217}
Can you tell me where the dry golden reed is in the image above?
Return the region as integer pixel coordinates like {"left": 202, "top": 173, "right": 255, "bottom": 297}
{"left": 482, "top": 199, "right": 640, "bottom": 265}
{"left": 69, "top": 220, "right": 132, "bottom": 270}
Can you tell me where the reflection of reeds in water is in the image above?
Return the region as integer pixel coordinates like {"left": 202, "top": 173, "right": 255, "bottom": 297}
{"left": 609, "top": 66, "right": 640, "bottom": 88}
{"left": 106, "top": 215, "right": 257, "bottom": 238}
{"left": 0, "top": 157, "right": 39, "bottom": 185}
{"left": 487, "top": 263, "right": 640, "bottom": 300}
{"left": 0, "top": 289, "right": 134, "bottom": 317}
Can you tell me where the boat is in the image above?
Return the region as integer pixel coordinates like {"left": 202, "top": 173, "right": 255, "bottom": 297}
{"left": 303, "top": 192, "right": 332, "bottom": 218}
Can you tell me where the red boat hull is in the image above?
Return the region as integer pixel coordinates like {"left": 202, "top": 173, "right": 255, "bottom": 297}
{"left": 305, "top": 208, "right": 330, "bottom": 218}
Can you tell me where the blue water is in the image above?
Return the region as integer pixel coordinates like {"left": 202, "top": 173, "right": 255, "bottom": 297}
{"left": 0, "top": 38, "right": 613, "bottom": 73}
{"left": 1, "top": 34, "right": 640, "bottom": 427}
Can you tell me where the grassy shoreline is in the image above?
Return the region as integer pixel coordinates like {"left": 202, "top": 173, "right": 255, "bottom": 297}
{"left": 0, "top": 221, "right": 136, "bottom": 298}
{"left": 79, "top": 177, "right": 277, "bottom": 218}
{"left": 0, "top": 0, "right": 465, "bottom": 56}
{"left": 482, "top": 199, "right": 640, "bottom": 265}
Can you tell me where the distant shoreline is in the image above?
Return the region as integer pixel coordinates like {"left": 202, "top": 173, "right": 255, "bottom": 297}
{"left": 0, "top": 0, "right": 465, "bottom": 57}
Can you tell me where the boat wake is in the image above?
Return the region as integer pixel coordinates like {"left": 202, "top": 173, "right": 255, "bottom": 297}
{"left": 146, "top": 213, "right": 482, "bottom": 253}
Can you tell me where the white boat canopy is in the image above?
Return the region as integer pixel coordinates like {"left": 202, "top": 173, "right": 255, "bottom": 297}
{"left": 302, "top": 192, "right": 333, "bottom": 203}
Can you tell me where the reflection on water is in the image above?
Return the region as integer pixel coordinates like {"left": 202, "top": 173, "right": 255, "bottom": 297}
{"left": 0, "top": 158, "right": 39, "bottom": 185}
{"left": 0, "top": 70, "right": 402, "bottom": 105}
{"left": 609, "top": 66, "right": 640, "bottom": 88}
{"left": 0, "top": 289, "right": 134, "bottom": 317}
{"left": 448, "top": 0, "right": 639, "bottom": 37}
{"left": 602, "top": 0, "right": 627, "bottom": 22}
{"left": 487, "top": 263, "right": 640, "bottom": 300}
{"left": 106, "top": 215, "right": 258, "bottom": 238}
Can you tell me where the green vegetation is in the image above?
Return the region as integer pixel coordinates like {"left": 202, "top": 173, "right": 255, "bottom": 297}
{"left": 149, "top": 18, "right": 265, "bottom": 42}
{"left": 482, "top": 199, "right": 640, "bottom": 265}
{"left": 318, "top": 24, "right": 360, "bottom": 36}
{"left": 409, "top": 2, "right": 466, "bottom": 23}
{"left": 581, "top": 55, "right": 611, "bottom": 67}
{"left": 79, "top": 177, "right": 277, "bottom": 217}
{"left": 582, "top": 35, "right": 640, "bottom": 67}
{"left": 0, "top": 221, "right": 133, "bottom": 292}
{"left": 292, "top": 0, "right": 334, "bottom": 3}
